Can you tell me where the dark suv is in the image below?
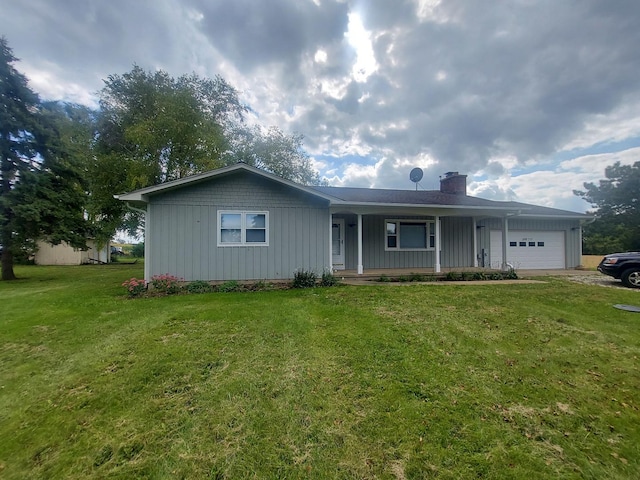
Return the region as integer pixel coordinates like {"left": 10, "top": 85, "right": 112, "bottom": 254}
{"left": 597, "top": 252, "right": 640, "bottom": 288}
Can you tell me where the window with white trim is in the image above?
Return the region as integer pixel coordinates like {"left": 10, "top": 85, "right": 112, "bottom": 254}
{"left": 218, "top": 211, "right": 268, "bottom": 246}
{"left": 385, "top": 220, "right": 435, "bottom": 250}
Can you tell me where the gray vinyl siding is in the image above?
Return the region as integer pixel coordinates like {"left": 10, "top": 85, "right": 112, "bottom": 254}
{"left": 338, "top": 214, "right": 580, "bottom": 271}
{"left": 338, "top": 215, "right": 475, "bottom": 270}
{"left": 339, "top": 215, "right": 433, "bottom": 270}
{"left": 440, "top": 217, "right": 474, "bottom": 267}
{"left": 477, "top": 217, "right": 582, "bottom": 268}
{"left": 148, "top": 172, "right": 330, "bottom": 281}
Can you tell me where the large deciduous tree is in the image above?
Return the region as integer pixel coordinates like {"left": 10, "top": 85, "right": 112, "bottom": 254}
{"left": 97, "top": 66, "right": 247, "bottom": 184}
{"left": 224, "top": 125, "right": 324, "bottom": 185}
{"left": 94, "top": 66, "right": 325, "bottom": 237}
{"left": 574, "top": 161, "right": 640, "bottom": 253}
{"left": 0, "top": 38, "right": 90, "bottom": 280}
{"left": 93, "top": 66, "right": 247, "bottom": 237}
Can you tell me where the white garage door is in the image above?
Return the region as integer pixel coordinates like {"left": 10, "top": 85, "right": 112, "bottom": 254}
{"left": 490, "top": 230, "right": 565, "bottom": 269}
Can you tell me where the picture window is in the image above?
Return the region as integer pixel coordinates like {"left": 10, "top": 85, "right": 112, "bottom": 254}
{"left": 385, "top": 220, "right": 435, "bottom": 251}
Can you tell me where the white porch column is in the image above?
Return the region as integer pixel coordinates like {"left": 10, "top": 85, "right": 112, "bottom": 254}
{"left": 472, "top": 217, "right": 478, "bottom": 267}
{"left": 434, "top": 215, "right": 441, "bottom": 273}
{"left": 329, "top": 213, "right": 334, "bottom": 272}
{"left": 357, "top": 213, "right": 363, "bottom": 274}
{"left": 502, "top": 216, "right": 509, "bottom": 271}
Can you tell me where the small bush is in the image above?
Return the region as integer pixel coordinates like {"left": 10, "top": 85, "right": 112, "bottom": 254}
{"left": 217, "top": 280, "right": 240, "bottom": 293}
{"left": 377, "top": 274, "right": 391, "bottom": 283}
{"left": 131, "top": 242, "right": 145, "bottom": 258}
{"left": 249, "top": 280, "right": 271, "bottom": 291}
{"left": 319, "top": 270, "right": 339, "bottom": 287}
{"left": 186, "top": 280, "right": 214, "bottom": 294}
{"left": 471, "top": 272, "right": 487, "bottom": 281}
{"left": 122, "top": 277, "right": 146, "bottom": 297}
{"left": 150, "top": 274, "right": 183, "bottom": 294}
{"left": 504, "top": 268, "right": 518, "bottom": 280}
{"left": 409, "top": 272, "right": 425, "bottom": 282}
{"left": 292, "top": 269, "right": 317, "bottom": 288}
{"left": 445, "top": 271, "right": 461, "bottom": 281}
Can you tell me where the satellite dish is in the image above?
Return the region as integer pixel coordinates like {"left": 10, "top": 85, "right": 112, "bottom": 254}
{"left": 409, "top": 168, "right": 423, "bottom": 189}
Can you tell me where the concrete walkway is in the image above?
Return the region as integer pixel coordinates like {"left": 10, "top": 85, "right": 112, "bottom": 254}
{"left": 339, "top": 269, "right": 599, "bottom": 286}
{"left": 517, "top": 269, "right": 600, "bottom": 277}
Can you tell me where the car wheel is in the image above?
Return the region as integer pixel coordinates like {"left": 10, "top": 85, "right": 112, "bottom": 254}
{"left": 621, "top": 268, "right": 640, "bottom": 289}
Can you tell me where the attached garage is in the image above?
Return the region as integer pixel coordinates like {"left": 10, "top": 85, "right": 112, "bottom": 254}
{"left": 490, "top": 230, "right": 566, "bottom": 269}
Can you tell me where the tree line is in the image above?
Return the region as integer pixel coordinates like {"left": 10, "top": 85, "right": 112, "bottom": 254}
{"left": 1, "top": 37, "right": 322, "bottom": 280}
{"left": 574, "top": 161, "right": 640, "bottom": 255}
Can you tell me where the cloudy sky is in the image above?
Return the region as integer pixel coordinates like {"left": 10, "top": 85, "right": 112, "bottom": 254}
{"left": 3, "top": 0, "right": 640, "bottom": 213}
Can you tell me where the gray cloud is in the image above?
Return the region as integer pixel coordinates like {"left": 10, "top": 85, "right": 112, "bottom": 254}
{"left": 195, "top": 0, "right": 349, "bottom": 78}
{"left": 2, "top": 0, "right": 640, "bottom": 204}
{"left": 286, "top": 0, "right": 640, "bottom": 174}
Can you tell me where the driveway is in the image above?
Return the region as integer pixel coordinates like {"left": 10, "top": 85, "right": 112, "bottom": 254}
{"left": 562, "top": 272, "right": 640, "bottom": 291}
{"left": 341, "top": 269, "right": 640, "bottom": 289}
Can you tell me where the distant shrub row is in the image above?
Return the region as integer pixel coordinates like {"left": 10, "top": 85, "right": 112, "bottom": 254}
{"left": 376, "top": 269, "right": 518, "bottom": 283}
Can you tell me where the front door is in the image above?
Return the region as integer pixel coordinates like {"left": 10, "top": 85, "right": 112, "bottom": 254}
{"left": 332, "top": 219, "right": 345, "bottom": 270}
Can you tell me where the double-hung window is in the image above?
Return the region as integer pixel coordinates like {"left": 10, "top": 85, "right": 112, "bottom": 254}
{"left": 385, "top": 220, "right": 435, "bottom": 251}
{"left": 218, "top": 211, "right": 268, "bottom": 246}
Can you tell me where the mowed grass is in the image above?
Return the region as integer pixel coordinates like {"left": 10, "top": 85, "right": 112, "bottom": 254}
{"left": 1, "top": 265, "right": 640, "bottom": 479}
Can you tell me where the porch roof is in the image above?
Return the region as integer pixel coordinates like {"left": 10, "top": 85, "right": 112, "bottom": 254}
{"left": 313, "top": 186, "right": 590, "bottom": 219}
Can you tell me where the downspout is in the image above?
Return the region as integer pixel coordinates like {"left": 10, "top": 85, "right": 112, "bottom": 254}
{"left": 578, "top": 216, "right": 596, "bottom": 265}
{"left": 126, "top": 203, "right": 150, "bottom": 283}
{"left": 126, "top": 203, "right": 147, "bottom": 216}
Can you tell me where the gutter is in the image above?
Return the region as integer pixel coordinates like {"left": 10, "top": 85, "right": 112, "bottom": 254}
{"left": 124, "top": 202, "right": 150, "bottom": 285}
{"left": 330, "top": 201, "right": 531, "bottom": 212}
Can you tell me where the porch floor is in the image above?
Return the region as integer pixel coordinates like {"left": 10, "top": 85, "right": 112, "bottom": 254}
{"left": 334, "top": 267, "right": 598, "bottom": 280}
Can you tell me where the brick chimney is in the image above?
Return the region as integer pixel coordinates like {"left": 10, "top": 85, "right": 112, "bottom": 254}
{"left": 440, "top": 172, "right": 467, "bottom": 195}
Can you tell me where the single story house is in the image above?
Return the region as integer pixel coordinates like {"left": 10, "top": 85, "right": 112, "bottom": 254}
{"left": 116, "top": 163, "right": 590, "bottom": 282}
{"left": 35, "top": 239, "right": 110, "bottom": 265}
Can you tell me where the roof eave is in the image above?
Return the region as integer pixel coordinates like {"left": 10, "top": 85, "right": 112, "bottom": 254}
{"left": 114, "top": 163, "right": 338, "bottom": 203}
{"left": 113, "top": 192, "right": 146, "bottom": 202}
{"left": 516, "top": 213, "right": 592, "bottom": 220}
{"left": 331, "top": 200, "right": 530, "bottom": 212}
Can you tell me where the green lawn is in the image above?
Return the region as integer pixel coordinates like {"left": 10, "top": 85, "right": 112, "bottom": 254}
{"left": 1, "top": 265, "right": 639, "bottom": 479}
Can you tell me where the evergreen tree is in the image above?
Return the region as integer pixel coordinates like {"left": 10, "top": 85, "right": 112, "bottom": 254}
{"left": 0, "top": 38, "right": 89, "bottom": 280}
{"left": 574, "top": 161, "right": 640, "bottom": 253}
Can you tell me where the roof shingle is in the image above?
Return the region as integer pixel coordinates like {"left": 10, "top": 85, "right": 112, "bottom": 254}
{"left": 311, "top": 186, "right": 587, "bottom": 217}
